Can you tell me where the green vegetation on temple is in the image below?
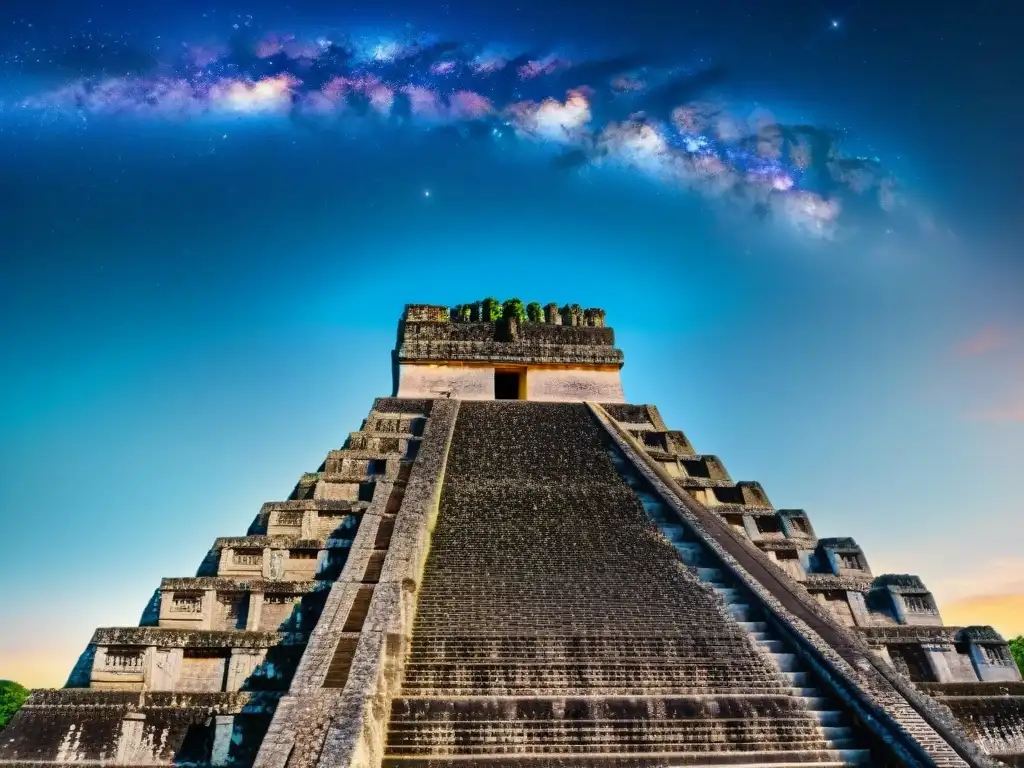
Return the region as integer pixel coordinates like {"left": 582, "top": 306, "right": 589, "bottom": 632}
{"left": 447, "top": 299, "right": 604, "bottom": 325}
{"left": 1012, "top": 636, "right": 1024, "bottom": 674}
{"left": 0, "top": 681, "right": 28, "bottom": 731}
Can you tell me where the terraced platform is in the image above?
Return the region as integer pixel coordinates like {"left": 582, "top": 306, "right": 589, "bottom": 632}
{"left": 382, "top": 402, "right": 875, "bottom": 766}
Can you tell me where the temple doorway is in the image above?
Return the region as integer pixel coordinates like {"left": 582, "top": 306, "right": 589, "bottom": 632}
{"left": 494, "top": 369, "right": 523, "bottom": 399}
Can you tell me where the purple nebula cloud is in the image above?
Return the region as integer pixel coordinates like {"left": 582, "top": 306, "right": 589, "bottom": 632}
{"left": 3, "top": 24, "right": 921, "bottom": 240}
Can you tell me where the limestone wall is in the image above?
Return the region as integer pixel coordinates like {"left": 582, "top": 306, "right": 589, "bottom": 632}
{"left": 396, "top": 364, "right": 625, "bottom": 402}
{"left": 0, "top": 691, "right": 278, "bottom": 765}
{"left": 525, "top": 366, "right": 625, "bottom": 402}
{"left": 395, "top": 364, "right": 492, "bottom": 399}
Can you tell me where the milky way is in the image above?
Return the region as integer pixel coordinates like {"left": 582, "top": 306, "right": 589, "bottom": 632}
{"left": 3, "top": 24, "right": 916, "bottom": 239}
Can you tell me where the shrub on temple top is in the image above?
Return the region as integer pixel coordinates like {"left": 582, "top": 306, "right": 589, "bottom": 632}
{"left": 502, "top": 298, "right": 526, "bottom": 323}
{"left": 526, "top": 302, "right": 543, "bottom": 322}
{"left": 481, "top": 297, "right": 501, "bottom": 322}
{"left": 560, "top": 303, "right": 584, "bottom": 326}
{"left": 0, "top": 680, "right": 28, "bottom": 731}
{"left": 1011, "top": 636, "right": 1024, "bottom": 675}
{"left": 454, "top": 304, "right": 472, "bottom": 322}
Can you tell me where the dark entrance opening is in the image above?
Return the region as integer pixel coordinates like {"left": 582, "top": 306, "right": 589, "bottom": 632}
{"left": 494, "top": 371, "right": 521, "bottom": 400}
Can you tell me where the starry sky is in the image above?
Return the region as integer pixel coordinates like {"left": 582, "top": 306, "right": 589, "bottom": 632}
{"left": 1, "top": 0, "right": 1022, "bottom": 687}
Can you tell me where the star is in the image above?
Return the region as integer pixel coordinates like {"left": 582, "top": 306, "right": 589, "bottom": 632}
{"left": 830, "top": 19, "right": 840, "bottom": 29}
{"left": 424, "top": 189, "right": 431, "bottom": 198}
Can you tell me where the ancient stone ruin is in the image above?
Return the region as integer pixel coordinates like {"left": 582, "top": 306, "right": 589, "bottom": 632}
{"left": 3, "top": 301, "right": 1023, "bottom": 767}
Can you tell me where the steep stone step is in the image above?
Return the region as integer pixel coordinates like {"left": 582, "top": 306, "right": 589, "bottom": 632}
{"left": 810, "top": 711, "right": 847, "bottom": 727}
{"left": 767, "top": 653, "right": 801, "bottom": 673}
{"left": 386, "top": 745, "right": 839, "bottom": 758}
{"left": 386, "top": 732, "right": 833, "bottom": 750}
{"left": 381, "top": 751, "right": 871, "bottom": 766}
{"left": 397, "top": 687, "right": 791, "bottom": 697}
{"left": 795, "top": 697, "right": 833, "bottom": 711}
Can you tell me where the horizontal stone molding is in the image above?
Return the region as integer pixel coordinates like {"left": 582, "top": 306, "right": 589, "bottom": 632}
{"left": 397, "top": 341, "right": 624, "bottom": 366}
{"left": 91, "top": 627, "right": 303, "bottom": 649}
{"left": 160, "top": 578, "right": 324, "bottom": 593}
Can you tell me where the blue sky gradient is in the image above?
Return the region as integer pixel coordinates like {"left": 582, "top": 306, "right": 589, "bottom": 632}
{"left": 1, "top": 0, "right": 1022, "bottom": 686}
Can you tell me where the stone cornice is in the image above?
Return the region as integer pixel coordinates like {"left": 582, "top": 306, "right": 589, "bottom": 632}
{"left": 398, "top": 340, "right": 624, "bottom": 366}
{"left": 159, "top": 578, "right": 324, "bottom": 593}
{"left": 91, "top": 627, "right": 305, "bottom": 648}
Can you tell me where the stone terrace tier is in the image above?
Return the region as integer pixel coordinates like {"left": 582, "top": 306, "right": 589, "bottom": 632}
{"left": 383, "top": 402, "right": 876, "bottom": 765}
{"left": 0, "top": 398, "right": 426, "bottom": 767}
{"left": 605, "top": 401, "right": 1022, "bottom": 765}
{"left": 919, "top": 683, "right": 1024, "bottom": 766}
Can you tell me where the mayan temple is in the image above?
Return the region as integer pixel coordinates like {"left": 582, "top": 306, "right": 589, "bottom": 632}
{"left": 4, "top": 301, "right": 1024, "bottom": 768}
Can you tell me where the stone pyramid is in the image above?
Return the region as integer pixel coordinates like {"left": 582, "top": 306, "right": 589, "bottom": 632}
{"left": 3, "top": 302, "right": 1022, "bottom": 768}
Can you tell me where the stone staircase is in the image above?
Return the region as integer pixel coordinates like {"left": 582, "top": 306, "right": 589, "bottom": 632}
{"left": 382, "top": 402, "right": 877, "bottom": 767}
{"left": 606, "top": 447, "right": 871, "bottom": 768}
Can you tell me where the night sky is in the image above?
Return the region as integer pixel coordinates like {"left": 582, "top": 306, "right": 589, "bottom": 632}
{"left": 1, "top": 0, "right": 1022, "bottom": 687}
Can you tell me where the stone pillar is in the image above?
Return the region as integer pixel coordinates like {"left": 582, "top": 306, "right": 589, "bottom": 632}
{"left": 741, "top": 515, "right": 760, "bottom": 540}
{"left": 314, "top": 549, "right": 329, "bottom": 579}
{"left": 147, "top": 647, "right": 183, "bottom": 691}
{"left": 245, "top": 592, "right": 264, "bottom": 631}
{"left": 797, "top": 550, "right": 814, "bottom": 574}
{"left": 922, "top": 644, "right": 956, "bottom": 683}
{"left": 211, "top": 715, "right": 235, "bottom": 767}
{"left": 846, "top": 591, "right": 871, "bottom": 627}
{"left": 115, "top": 713, "right": 146, "bottom": 764}
{"left": 560, "top": 305, "right": 583, "bottom": 326}
{"left": 227, "top": 649, "right": 267, "bottom": 691}
{"left": 823, "top": 548, "right": 842, "bottom": 576}
{"left": 300, "top": 510, "right": 316, "bottom": 539}
{"left": 203, "top": 589, "right": 217, "bottom": 629}
{"left": 544, "top": 303, "right": 561, "bottom": 324}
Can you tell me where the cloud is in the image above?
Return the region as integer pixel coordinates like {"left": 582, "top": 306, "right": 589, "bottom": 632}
{"left": 507, "top": 89, "right": 592, "bottom": 143}
{"left": 6, "top": 24, "right": 925, "bottom": 240}
{"left": 518, "top": 55, "right": 570, "bottom": 80}
{"left": 447, "top": 90, "right": 493, "bottom": 120}
{"left": 954, "top": 324, "right": 1009, "bottom": 357}
{"left": 941, "top": 594, "right": 1024, "bottom": 638}
{"left": 209, "top": 74, "right": 300, "bottom": 115}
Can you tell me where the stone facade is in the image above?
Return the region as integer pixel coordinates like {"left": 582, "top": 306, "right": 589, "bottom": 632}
{"left": 2, "top": 302, "right": 1021, "bottom": 767}
{"left": 393, "top": 303, "right": 625, "bottom": 402}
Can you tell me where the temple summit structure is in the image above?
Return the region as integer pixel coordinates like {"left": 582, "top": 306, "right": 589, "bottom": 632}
{"left": 3, "top": 300, "right": 1023, "bottom": 768}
